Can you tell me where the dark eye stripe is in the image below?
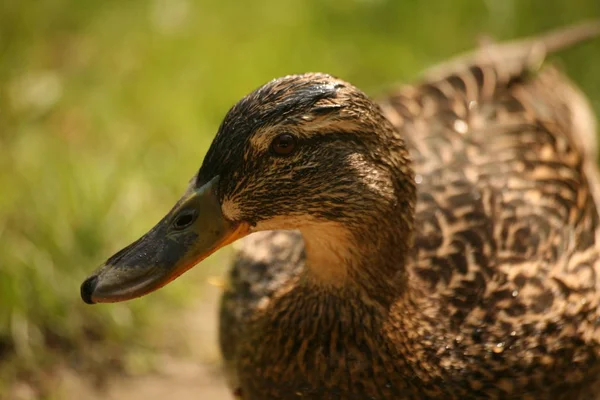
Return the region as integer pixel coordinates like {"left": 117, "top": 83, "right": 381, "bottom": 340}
{"left": 267, "top": 130, "right": 366, "bottom": 158}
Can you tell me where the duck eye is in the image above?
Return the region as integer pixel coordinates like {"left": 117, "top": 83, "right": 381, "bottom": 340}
{"left": 270, "top": 133, "right": 297, "bottom": 156}
{"left": 172, "top": 209, "right": 198, "bottom": 230}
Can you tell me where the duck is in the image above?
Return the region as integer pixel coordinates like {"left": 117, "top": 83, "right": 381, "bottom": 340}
{"left": 81, "top": 21, "right": 600, "bottom": 399}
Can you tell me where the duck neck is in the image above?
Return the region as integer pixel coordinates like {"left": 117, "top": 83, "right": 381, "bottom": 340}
{"left": 301, "top": 143, "right": 416, "bottom": 307}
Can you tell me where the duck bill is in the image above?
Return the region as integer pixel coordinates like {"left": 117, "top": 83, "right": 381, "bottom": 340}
{"left": 80, "top": 176, "right": 249, "bottom": 304}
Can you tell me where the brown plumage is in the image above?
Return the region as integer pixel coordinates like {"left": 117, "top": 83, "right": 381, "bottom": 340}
{"left": 217, "top": 22, "right": 600, "bottom": 399}
{"left": 80, "top": 21, "right": 600, "bottom": 400}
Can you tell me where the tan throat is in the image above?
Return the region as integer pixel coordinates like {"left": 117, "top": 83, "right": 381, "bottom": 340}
{"left": 252, "top": 216, "right": 357, "bottom": 288}
{"left": 300, "top": 221, "right": 357, "bottom": 287}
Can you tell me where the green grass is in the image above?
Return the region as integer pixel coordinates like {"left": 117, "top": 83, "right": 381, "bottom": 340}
{"left": 1, "top": 0, "right": 599, "bottom": 397}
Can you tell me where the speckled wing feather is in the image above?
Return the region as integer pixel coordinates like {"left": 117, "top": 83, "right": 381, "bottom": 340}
{"left": 380, "top": 24, "right": 600, "bottom": 396}
{"left": 219, "top": 22, "right": 600, "bottom": 397}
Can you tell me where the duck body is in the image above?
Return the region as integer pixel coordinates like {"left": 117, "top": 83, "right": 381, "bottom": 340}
{"left": 220, "top": 24, "right": 600, "bottom": 399}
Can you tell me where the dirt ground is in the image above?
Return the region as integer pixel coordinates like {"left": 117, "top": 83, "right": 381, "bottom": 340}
{"left": 100, "top": 285, "right": 232, "bottom": 400}
{"left": 58, "top": 359, "right": 231, "bottom": 400}
{"left": 19, "top": 285, "right": 234, "bottom": 400}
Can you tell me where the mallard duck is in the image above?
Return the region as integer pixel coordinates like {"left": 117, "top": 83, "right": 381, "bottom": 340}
{"left": 81, "top": 21, "right": 600, "bottom": 399}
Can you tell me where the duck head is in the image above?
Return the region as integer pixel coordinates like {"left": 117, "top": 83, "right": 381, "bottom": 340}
{"left": 81, "top": 73, "right": 415, "bottom": 304}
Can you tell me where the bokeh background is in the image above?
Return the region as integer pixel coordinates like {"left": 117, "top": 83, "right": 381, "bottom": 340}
{"left": 2, "top": 0, "right": 600, "bottom": 399}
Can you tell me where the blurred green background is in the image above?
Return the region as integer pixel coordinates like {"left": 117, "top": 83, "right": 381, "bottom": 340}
{"left": 1, "top": 0, "right": 599, "bottom": 398}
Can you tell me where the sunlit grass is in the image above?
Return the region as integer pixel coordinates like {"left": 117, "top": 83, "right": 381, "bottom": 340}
{"left": 1, "top": 0, "right": 599, "bottom": 396}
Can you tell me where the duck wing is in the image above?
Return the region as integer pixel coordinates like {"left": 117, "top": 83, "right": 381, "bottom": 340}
{"left": 379, "top": 21, "right": 600, "bottom": 393}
